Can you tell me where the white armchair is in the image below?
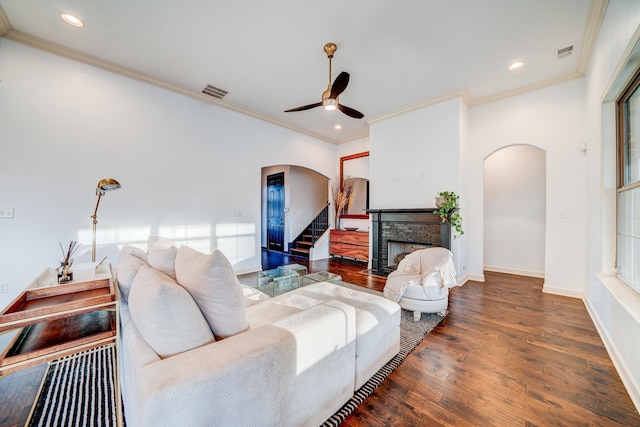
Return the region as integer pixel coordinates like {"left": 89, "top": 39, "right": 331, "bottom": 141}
{"left": 383, "top": 248, "right": 457, "bottom": 321}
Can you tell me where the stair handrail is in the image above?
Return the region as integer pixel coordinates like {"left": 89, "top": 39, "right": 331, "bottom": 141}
{"left": 290, "top": 203, "right": 330, "bottom": 249}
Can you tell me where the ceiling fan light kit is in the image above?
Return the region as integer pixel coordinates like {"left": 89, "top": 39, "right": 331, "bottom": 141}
{"left": 323, "top": 98, "right": 338, "bottom": 110}
{"left": 285, "top": 42, "right": 364, "bottom": 119}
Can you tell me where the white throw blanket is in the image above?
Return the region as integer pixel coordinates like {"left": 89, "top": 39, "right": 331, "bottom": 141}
{"left": 383, "top": 248, "right": 457, "bottom": 303}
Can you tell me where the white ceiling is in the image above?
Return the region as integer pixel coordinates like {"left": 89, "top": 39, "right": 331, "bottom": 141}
{"left": 0, "top": 0, "right": 605, "bottom": 144}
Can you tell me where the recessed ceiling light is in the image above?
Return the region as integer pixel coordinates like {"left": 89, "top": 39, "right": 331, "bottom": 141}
{"left": 60, "top": 12, "right": 85, "bottom": 28}
{"left": 334, "top": 124, "right": 342, "bottom": 130}
{"left": 508, "top": 61, "right": 524, "bottom": 71}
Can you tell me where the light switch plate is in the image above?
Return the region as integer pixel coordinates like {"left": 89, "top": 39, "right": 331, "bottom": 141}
{"left": 0, "top": 208, "right": 14, "bottom": 218}
{"left": 0, "top": 282, "right": 7, "bottom": 293}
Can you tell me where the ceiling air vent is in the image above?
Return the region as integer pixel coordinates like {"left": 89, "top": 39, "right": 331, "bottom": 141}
{"left": 202, "top": 84, "right": 228, "bottom": 99}
{"left": 555, "top": 44, "right": 575, "bottom": 60}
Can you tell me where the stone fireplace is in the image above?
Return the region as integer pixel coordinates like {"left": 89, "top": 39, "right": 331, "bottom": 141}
{"left": 367, "top": 208, "right": 450, "bottom": 276}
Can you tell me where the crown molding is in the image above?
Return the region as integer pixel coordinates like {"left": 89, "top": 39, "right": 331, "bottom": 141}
{"left": 336, "top": 132, "right": 370, "bottom": 145}
{"left": 3, "top": 29, "right": 340, "bottom": 144}
{"left": 470, "top": 72, "right": 584, "bottom": 107}
{"left": 367, "top": 90, "right": 472, "bottom": 125}
{"left": 0, "top": 6, "right": 11, "bottom": 36}
{"left": 578, "top": 0, "right": 609, "bottom": 75}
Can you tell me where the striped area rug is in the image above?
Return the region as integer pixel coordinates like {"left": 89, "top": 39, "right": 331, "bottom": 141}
{"left": 321, "top": 282, "right": 446, "bottom": 426}
{"left": 27, "top": 345, "right": 117, "bottom": 427}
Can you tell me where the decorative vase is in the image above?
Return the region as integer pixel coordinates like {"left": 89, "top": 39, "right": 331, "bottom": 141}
{"left": 57, "top": 261, "right": 73, "bottom": 284}
{"left": 57, "top": 270, "right": 73, "bottom": 284}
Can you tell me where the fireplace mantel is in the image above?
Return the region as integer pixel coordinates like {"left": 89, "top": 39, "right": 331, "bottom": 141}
{"left": 367, "top": 208, "right": 450, "bottom": 276}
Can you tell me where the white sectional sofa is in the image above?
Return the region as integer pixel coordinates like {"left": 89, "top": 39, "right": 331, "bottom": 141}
{"left": 116, "top": 238, "right": 401, "bottom": 427}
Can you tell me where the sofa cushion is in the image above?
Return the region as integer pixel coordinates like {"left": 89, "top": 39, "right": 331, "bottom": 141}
{"left": 116, "top": 244, "right": 148, "bottom": 301}
{"left": 175, "top": 246, "right": 250, "bottom": 339}
{"left": 128, "top": 265, "right": 215, "bottom": 358}
{"left": 275, "top": 282, "right": 400, "bottom": 356}
{"left": 147, "top": 236, "right": 178, "bottom": 279}
{"left": 241, "top": 284, "right": 271, "bottom": 308}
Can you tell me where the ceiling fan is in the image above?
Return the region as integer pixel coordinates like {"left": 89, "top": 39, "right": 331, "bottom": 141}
{"left": 284, "top": 43, "right": 364, "bottom": 119}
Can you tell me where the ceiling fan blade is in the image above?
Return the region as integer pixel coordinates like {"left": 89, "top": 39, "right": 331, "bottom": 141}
{"left": 330, "top": 72, "right": 350, "bottom": 98}
{"left": 284, "top": 102, "right": 323, "bottom": 112}
{"left": 337, "top": 103, "right": 364, "bottom": 119}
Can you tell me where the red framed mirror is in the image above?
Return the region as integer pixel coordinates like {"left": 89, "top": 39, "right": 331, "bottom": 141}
{"left": 340, "top": 151, "right": 369, "bottom": 219}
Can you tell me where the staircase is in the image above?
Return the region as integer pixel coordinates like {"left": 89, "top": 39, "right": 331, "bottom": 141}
{"left": 289, "top": 204, "right": 329, "bottom": 259}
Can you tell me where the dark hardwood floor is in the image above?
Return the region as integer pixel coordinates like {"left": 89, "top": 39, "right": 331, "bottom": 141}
{"left": 1, "top": 250, "right": 638, "bottom": 426}
{"left": 0, "top": 362, "right": 46, "bottom": 427}
{"left": 255, "top": 251, "right": 640, "bottom": 426}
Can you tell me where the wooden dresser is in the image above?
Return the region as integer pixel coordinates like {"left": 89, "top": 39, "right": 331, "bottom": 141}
{"left": 330, "top": 230, "right": 369, "bottom": 261}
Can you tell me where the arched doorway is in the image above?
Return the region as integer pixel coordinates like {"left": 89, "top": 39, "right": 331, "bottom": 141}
{"left": 261, "top": 165, "right": 329, "bottom": 253}
{"left": 483, "top": 145, "right": 546, "bottom": 277}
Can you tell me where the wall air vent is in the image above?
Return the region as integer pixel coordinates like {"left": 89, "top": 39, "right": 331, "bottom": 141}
{"left": 555, "top": 44, "right": 575, "bottom": 60}
{"left": 202, "top": 84, "right": 228, "bottom": 99}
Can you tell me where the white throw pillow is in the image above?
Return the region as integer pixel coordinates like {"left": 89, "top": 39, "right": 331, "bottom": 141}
{"left": 128, "top": 265, "right": 215, "bottom": 358}
{"left": 147, "top": 235, "right": 178, "bottom": 279}
{"left": 116, "top": 245, "right": 148, "bottom": 301}
{"left": 175, "top": 246, "right": 250, "bottom": 339}
{"left": 422, "top": 271, "right": 447, "bottom": 300}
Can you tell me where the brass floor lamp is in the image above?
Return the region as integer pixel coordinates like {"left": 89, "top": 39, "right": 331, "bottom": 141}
{"left": 91, "top": 178, "right": 121, "bottom": 262}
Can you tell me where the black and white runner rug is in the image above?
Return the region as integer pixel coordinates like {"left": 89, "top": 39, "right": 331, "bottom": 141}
{"left": 27, "top": 345, "right": 117, "bottom": 427}
{"left": 321, "top": 282, "right": 446, "bottom": 426}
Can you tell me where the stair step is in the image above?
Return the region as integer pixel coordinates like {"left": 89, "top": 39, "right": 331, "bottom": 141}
{"left": 297, "top": 241, "right": 313, "bottom": 247}
{"left": 290, "top": 247, "right": 310, "bottom": 254}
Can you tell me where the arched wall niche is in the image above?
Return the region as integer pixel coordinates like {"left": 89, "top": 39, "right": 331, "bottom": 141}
{"left": 483, "top": 144, "right": 546, "bottom": 277}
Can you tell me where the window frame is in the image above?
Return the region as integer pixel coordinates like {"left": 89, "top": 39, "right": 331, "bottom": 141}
{"left": 616, "top": 66, "right": 640, "bottom": 293}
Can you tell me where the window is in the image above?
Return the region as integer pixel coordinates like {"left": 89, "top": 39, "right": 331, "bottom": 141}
{"left": 616, "top": 69, "right": 640, "bottom": 292}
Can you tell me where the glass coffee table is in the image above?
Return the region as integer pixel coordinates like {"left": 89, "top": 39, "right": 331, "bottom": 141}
{"left": 257, "top": 267, "right": 300, "bottom": 297}
{"left": 301, "top": 271, "right": 342, "bottom": 286}
{"left": 257, "top": 267, "right": 342, "bottom": 297}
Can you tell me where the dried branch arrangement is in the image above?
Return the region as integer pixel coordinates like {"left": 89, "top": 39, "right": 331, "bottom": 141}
{"left": 331, "top": 175, "right": 356, "bottom": 229}
{"left": 57, "top": 240, "right": 81, "bottom": 282}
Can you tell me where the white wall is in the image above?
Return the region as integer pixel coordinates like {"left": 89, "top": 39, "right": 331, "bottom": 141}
{"left": 484, "top": 145, "right": 546, "bottom": 277}
{"left": 369, "top": 98, "right": 461, "bottom": 210}
{"left": 369, "top": 97, "right": 466, "bottom": 279}
{"left": 584, "top": 0, "right": 640, "bottom": 410}
{"left": 289, "top": 166, "right": 328, "bottom": 238}
{"left": 0, "top": 39, "right": 337, "bottom": 307}
{"left": 468, "top": 79, "right": 587, "bottom": 297}
{"left": 337, "top": 137, "right": 369, "bottom": 158}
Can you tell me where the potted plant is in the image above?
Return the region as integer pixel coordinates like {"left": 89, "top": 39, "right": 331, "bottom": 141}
{"left": 434, "top": 191, "right": 463, "bottom": 238}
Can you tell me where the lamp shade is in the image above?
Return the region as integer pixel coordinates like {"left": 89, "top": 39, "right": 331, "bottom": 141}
{"left": 92, "top": 178, "right": 121, "bottom": 262}
{"left": 97, "top": 178, "right": 121, "bottom": 193}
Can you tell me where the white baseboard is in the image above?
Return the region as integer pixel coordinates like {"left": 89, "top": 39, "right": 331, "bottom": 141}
{"left": 484, "top": 265, "right": 544, "bottom": 278}
{"left": 541, "top": 285, "right": 584, "bottom": 299}
{"left": 457, "top": 273, "right": 484, "bottom": 286}
{"left": 585, "top": 291, "right": 640, "bottom": 413}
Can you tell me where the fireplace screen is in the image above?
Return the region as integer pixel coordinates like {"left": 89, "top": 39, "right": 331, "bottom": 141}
{"left": 387, "top": 241, "right": 432, "bottom": 267}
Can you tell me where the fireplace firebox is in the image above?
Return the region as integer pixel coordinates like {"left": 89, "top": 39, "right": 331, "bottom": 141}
{"left": 367, "top": 208, "right": 450, "bottom": 276}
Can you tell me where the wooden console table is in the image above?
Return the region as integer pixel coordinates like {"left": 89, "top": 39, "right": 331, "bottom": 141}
{"left": 0, "top": 264, "right": 117, "bottom": 376}
{"left": 330, "top": 230, "right": 369, "bottom": 261}
{"left": 0, "top": 263, "right": 123, "bottom": 426}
